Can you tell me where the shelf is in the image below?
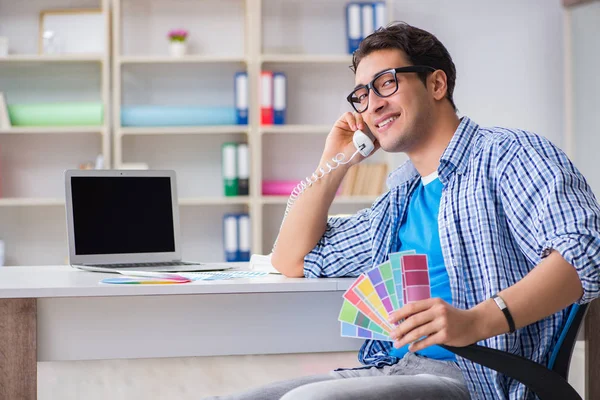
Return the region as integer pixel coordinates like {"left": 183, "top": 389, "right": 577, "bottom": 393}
{"left": 260, "top": 195, "right": 379, "bottom": 205}
{"left": 118, "top": 126, "right": 248, "bottom": 135}
{"left": 259, "top": 125, "right": 331, "bottom": 135}
{"left": 261, "top": 54, "right": 353, "bottom": 64}
{"left": 118, "top": 55, "right": 247, "bottom": 64}
{"left": 0, "top": 54, "right": 105, "bottom": 63}
{"left": 0, "top": 127, "right": 104, "bottom": 135}
{"left": 0, "top": 198, "right": 65, "bottom": 207}
{"left": 179, "top": 197, "right": 250, "bottom": 206}
{"left": 0, "top": 197, "right": 251, "bottom": 207}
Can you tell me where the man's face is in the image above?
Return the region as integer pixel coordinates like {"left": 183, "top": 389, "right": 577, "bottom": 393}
{"left": 355, "top": 49, "right": 434, "bottom": 153}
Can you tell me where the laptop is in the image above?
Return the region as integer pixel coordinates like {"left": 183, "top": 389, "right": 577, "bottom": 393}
{"left": 65, "top": 169, "right": 233, "bottom": 273}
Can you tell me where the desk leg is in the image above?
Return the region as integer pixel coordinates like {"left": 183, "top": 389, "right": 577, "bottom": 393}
{"left": 587, "top": 299, "right": 600, "bottom": 400}
{"left": 0, "top": 298, "right": 36, "bottom": 400}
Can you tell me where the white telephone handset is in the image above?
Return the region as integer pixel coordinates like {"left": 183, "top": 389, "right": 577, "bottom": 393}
{"left": 352, "top": 129, "right": 376, "bottom": 157}
{"left": 272, "top": 129, "right": 376, "bottom": 251}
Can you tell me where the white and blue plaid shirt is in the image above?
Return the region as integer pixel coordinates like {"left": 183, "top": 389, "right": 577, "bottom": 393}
{"left": 304, "top": 117, "right": 600, "bottom": 400}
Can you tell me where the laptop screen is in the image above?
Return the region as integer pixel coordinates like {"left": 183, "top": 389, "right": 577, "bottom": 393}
{"left": 71, "top": 176, "right": 176, "bottom": 255}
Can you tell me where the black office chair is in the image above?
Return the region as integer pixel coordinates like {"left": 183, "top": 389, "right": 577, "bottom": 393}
{"left": 441, "top": 303, "right": 589, "bottom": 400}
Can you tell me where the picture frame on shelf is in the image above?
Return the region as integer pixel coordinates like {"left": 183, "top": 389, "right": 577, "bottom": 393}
{"left": 38, "top": 9, "right": 105, "bottom": 55}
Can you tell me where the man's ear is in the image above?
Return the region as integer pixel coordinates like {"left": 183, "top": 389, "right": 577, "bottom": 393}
{"left": 430, "top": 70, "right": 448, "bottom": 101}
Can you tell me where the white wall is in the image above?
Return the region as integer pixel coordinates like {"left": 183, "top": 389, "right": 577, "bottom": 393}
{"left": 571, "top": 2, "right": 600, "bottom": 195}
{"left": 385, "top": 0, "right": 565, "bottom": 168}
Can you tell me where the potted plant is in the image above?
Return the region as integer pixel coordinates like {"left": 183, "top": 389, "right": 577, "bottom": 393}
{"left": 168, "top": 29, "right": 188, "bottom": 57}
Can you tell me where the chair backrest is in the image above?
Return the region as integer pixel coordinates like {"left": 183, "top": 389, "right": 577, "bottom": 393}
{"left": 547, "top": 302, "right": 590, "bottom": 379}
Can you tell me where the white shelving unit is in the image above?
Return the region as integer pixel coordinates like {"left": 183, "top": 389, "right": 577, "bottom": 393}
{"left": 0, "top": 0, "right": 111, "bottom": 265}
{"left": 112, "top": 0, "right": 251, "bottom": 262}
{"left": 0, "top": 54, "right": 105, "bottom": 62}
{"left": 0, "top": 0, "right": 394, "bottom": 264}
{"left": 255, "top": 0, "right": 395, "bottom": 253}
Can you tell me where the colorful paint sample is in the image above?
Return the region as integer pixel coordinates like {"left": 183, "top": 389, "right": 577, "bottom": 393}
{"left": 388, "top": 250, "right": 416, "bottom": 310}
{"left": 353, "top": 275, "right": 392, "bottom": 323}
{"left": 338, "top": 300, "right": 388, "bottom": 335}
{"left": 340, "top": 322, "right": 393, "bottom": 342}
{"left": 366, "top": 262, "right": 395, "bottom": 315}
{"left": 401, "top": 254, "right": 431, "bottom": 303}
{"left": 343, "top": 275, "right": 393, "bottom": 332}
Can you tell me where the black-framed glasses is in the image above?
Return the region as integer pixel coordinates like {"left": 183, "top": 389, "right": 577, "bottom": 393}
{"left": 346, "top": 66, "right": 437, "bottom": 113}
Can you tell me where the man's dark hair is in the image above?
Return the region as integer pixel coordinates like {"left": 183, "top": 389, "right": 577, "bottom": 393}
{"left": 352, "top": 22, "right": 457, "bottom": 111}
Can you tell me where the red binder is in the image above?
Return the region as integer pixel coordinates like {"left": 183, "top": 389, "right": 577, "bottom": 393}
{"left": 260, "top": 71, "right": 274, "bottom": 125}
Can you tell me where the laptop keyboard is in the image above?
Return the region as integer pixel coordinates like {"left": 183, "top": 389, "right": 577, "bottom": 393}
{"left": 96, "top": 261, "right": 203, "bottom": 268}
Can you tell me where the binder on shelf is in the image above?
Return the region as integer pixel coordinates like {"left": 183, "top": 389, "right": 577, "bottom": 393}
{"left": 273, "top": 72, "right": 287, "bottom": 125}
{"left": 361, "top": 2, "right": 374, "bottom": 40}
{"left": 346, "top": 3, "right": 362, "bottom": 54}
{"left": 237, "top": 143, "right": 249, "bottom": 196}
{"left": 223, "top": 214, "right": 238, "bottom": 262}
{"left": 0, "top": 93, "right": 12, "bottom": 129}
{"left": 237, "top": 214, "right": 251, "bottom": 262}
{"left": 234, "top": 71, "right": 248, "bottom": 125}
{"left": 260, "top": 71, "right": 274, "bottom": 125}
{"left": 222, "top": 143, "right": 238, "bottom": 196}
{"left": 374, "top": 2, "right": 386, "bottom": 31}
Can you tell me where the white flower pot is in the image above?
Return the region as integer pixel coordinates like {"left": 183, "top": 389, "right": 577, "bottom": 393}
{"left": 169, "top": 41, "right": 187, "bottom": 57}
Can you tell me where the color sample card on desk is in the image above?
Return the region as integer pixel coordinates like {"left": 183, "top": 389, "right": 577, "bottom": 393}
{"left": 100, "top": 277, "right": 191, "bottom": 285}
{"left": 338, "top": 251, "right": 431, "bottom": 341}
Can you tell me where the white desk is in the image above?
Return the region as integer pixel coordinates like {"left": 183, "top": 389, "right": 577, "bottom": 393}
{"left": 0, "top": 265, "right": 360, "bottom": 399}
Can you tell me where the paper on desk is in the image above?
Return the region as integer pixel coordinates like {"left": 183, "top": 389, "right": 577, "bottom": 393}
{"left": 116, "top": 270, "right": 270, "bottom": 281}
{"left": 115, "top": 270, "right": 190, "bottom": 280}
{"left": 249, "top": 254, "right": 281, "bottom": 274}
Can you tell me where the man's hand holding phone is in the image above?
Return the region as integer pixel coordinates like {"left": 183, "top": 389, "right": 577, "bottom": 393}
{"left": 321, "top": 112, "right": 379, "bottom": 167}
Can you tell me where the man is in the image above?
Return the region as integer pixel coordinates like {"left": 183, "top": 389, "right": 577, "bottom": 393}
{"left": 210, "top": 22, "right": 600, "bottom": 400}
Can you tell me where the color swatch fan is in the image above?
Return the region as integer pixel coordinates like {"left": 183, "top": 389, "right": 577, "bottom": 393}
{"left": 338, "top": 251, "right": 432, "bottom": 341}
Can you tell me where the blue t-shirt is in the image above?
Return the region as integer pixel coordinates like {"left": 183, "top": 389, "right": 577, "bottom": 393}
{"left": 389, "top": 171, "right": 455, "bottom": 361}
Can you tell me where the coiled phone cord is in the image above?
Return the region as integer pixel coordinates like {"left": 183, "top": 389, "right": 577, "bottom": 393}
{"left": 271, "top": 148, "right": 362, "bottom": 252}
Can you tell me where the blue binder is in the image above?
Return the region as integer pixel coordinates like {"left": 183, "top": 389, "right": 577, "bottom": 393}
{"left": 346, "top": 3, "right": 361, "bottom": 54}
{"left": 237, "top": 214, "right": 251, "bottom": 262}
{"left": 361, "top": 2, "right": 374, "bottom": 41}
{"left": 223, "top": 213, "right": 239, "bottom": 262}
{"left": 273, "top": 72, "right": 286, "bottom": 125}
{"left": 234, "top": 71, "right": 248, "bottom": 125}
{"left": 373, "top": 2, "right": 386, "bottom": 31}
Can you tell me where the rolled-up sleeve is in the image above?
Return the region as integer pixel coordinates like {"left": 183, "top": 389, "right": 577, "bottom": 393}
{"left": 304, "top": 207, "right": 374, "bottom": 278}
{"left": 500, "top": 140, "right": 600, "bottom": 304}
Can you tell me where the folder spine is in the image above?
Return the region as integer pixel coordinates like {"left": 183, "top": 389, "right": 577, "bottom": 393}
{"left": 237, "top": 214, "right": 251, "bottom": 262}
{"left": 234, "top": 71, "right": 248, "bottom": 125}
{"left": 346, "top": 3, "right": 361, "bottom": 54}
{"left": 236, "top": 143, "right": 249, "bottom": 196}
{"left": 273, "top": 72, "right": 286, "bottom": 125}
{"left": 361, "top": 2, "right": 374, "bottom": 41}
{"left": 260, "top": 71, "right": 274, "bottom": 125}
{"left": 223, "top": 214, "right": 239, "bottom": 262}
{"left": 221, "top": 142, "right": 238, "bottom": 196}
{"left": 374, "top": 2, "right": 386, "bottom": 31}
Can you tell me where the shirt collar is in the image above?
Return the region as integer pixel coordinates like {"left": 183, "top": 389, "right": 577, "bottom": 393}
{"left": 438, "top": 116, "right": 479, "bottom": 180}
{"left": 386, "top": 116, "right": 479, "bottom": 189}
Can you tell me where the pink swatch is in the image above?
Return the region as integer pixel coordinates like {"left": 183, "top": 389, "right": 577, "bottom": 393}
{"left": 401, "top": 254, "right": 431, "bottom": 304}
